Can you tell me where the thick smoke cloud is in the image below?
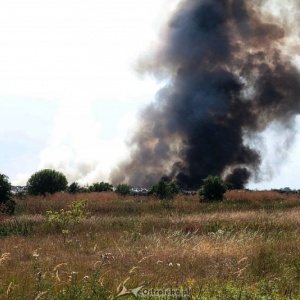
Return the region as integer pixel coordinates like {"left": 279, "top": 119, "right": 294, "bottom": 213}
{"left": 111, "top": 0, "right": 300, "bottom": 189}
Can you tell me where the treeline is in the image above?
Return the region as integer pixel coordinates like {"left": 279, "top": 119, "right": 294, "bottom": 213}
{"left": 1, "top": 169, "right": 230, "bottom": 215}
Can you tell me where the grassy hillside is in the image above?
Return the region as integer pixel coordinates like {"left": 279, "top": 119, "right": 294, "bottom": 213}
{"left": 0, "top": 191, "right": 300, "bottom": 299}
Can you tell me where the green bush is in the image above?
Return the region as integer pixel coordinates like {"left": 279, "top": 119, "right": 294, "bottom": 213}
{"left": 91, "top": 182, "right": 113, "bottom": 192}
{"left": 150, "top": 179, "right": 180, "bottom": 200}
{"left": 0, "top": 173, "right": 16, "bottom": 215}
{"left": 47, "top": 199, "right": 90, "bottom": 243}
{"left": 115, "top": 184, "right": 131, "bottom": 196}
{"left": 68, "top": 182, "right": 81, "bottom": 194}
{"left": 198, "top": 175, "right": 228, "bottom": 202}
{"left": 27, "top": 169, "right": 68, "bottom": 196}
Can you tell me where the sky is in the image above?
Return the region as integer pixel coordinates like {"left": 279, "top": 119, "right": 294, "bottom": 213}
{"left": 0, "top": 0, "right": 172, "bottom": 185}
{"left": 1, "top": 0, "right": 300, "bottom": 190}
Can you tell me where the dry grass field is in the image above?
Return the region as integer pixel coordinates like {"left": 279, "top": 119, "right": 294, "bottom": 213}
{"left": 1, "top": 191, "right": 300, "bottom": 299}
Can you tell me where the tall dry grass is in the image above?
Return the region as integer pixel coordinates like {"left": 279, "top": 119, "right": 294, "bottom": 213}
{"left": 16, "top": 190, "right": 300, "bottom": 217}
{"left": 0, "top": 190, "right": 300, "bottom": 298}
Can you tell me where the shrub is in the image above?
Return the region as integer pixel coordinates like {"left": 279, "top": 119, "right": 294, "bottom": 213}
{"left": 115, "top": 184, "right": 131, "bottom": 196}
{"left": 150, "top": 179, "right": 180, "bottom": 200}
{"left": 198, "top": 175, "right": 228, "bottom": 202}
{"left": 68, "top": 182, "right": 81, "bottom": 194}
{"left": 0, "top": 173, "right": 16, "bottom": 215}
{"left": 27, "top": 169, "right": 68, "bottom": 196}
{"left": 91, "top": 182, "right": 113, "bottom": 192}
{"left": 47, "top": 199, "right": 90, "bottom": 243}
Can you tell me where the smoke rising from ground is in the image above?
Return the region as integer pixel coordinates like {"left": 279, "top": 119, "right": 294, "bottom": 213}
{"left": 111, "top": 0, "right": 300, "bottom": 189}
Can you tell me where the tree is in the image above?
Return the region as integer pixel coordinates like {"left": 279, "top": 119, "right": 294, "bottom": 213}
{"left": 0, "top": 173, "right": 16, "bottom": 215}
{"left": 27, "top": 169, "right": 68, "bottom": 196}
{"left": 150, "top": 179, "right": 180, "bottom": 200}
{"left": 115, "top": 184, "right": 131, "bottom": 196}
{"left": 91, "top": 182, "right": 113, "bottom": 192}
{"left": 68, "top": 182, "right": 81, "bottom": 194}
{"left": 198, "top": 175, "right": 228, "bottom": 202}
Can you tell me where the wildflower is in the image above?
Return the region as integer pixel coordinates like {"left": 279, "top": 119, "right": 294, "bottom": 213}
{"left": 68, "top": 271, "right": 78, "bottom": 282}
{"left": 0, "top": 253, "right": 11, "bottom": 265}
{"left": 32, "top": 248, "right": 41, "bottom": 259}
{"left": 176, "top": 263, "right": 181, "bottom": 267}
{"left": 168, "top": 262, "right": 173, "bottom": 267}
{"left": 33, "top": 252, "right": 39, "bottom": 259}
{"left": 100, "top": 252, "right": 114, "bottom": 260}
{"left": 83, "top": 275, "right": 90, "bottom": 282}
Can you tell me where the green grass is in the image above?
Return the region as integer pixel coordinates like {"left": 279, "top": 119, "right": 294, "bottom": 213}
{"left": 0, "top": 218, "right": 34, "bottom": 237}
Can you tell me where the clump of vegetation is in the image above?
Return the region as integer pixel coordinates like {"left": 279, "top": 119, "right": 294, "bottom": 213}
{"left": 115, "top": 184, "right": 131, "bottom": 196}
{"left": 27, "top": 169, "right": 68, "bottom": 196}
{"left": 0, "top": 218, "right": 33, "bottom": 236}
{"left": 0, "top": 173, "right": 16, "bottom": 215}
{"left": 149, "top": 179, "right": 180, "bottom": 210}
{"left": 68, "top": 182, "right": 81, "bottom": 194}
{"left": 46, "top": 199, "right": 90, "bottom": 243}
{"left": 198, "top": 175, "right": 228, "bottom": 202}
{"left": 150, "top": 179, "right": 180, "bottom": 200}
{"left": 90, "top": 182, "right": 113, "bottom": 192}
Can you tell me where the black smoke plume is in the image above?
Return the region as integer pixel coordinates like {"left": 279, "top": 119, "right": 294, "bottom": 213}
{"left": 111, "top": 0, "right": 300, "bottom": 189}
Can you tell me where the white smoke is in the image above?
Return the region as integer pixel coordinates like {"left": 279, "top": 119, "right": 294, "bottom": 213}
{"left": 4, "top": 0, "right": 179, "bottom": 185}
{"left": 38, "top": 96, "right": 138, "bottom": 185}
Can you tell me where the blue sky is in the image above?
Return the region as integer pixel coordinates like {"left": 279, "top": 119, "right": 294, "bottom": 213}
{"left": 1, "top": 0, "right": 300, "bottom": 189}
{"left": 0, "top": 96, "right": 57, "bottom": 180}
